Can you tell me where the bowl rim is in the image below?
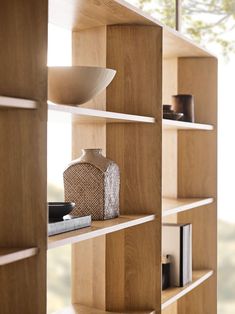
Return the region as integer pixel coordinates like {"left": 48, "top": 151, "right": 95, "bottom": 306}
{"left": 48, "top": 65, "right": 117, "bottom": 73}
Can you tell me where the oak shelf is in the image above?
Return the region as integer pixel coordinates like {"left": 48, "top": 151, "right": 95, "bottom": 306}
{"left": 162, "top": 197, "right": 214, "bottom": 217}
{"left": 161, "top": 270, "right": 214, "bottom": 310}
{"left": 163, "top": 119, "right": 213, "bottom": 130}
{"left": 52, "top": 304, "right": 155, "bottom": 314}
{"left": 48, "top": 214, "right": 156, "bottom": 250}
{"left": 48, "top": 102, "right": 155, "bottom": 124}
{"left": 0, "top": 247, "right": 38, "bottom": 266}
{"left": 0, "top": 96, "right": 37, "bottom": 109}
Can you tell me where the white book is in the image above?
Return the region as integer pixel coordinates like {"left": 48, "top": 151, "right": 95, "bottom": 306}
{"left": 162, "top": 223, "right": 192, "bottom": 287}
{"left": 48, "top": 215, "right": 91, "bottom": 236}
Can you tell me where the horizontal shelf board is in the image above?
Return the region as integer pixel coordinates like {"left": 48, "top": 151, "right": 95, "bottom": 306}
{"left": 163, "top": 119, "right": 213, "bottom": 130}
{"left": 0, "top": 96, "right": 37, "bottom": 109}
{"left": 162, "top": 270, "right": 214, "bottom": 310}
{"left": 0, "top": 247, "right": 38, "bottom": 266}
{"left": 162, "top": 197, "right": 214, "bottom": 217}
{"left": 48, "top": 214, "right": 156, "bottom": 250}
{"left": 51, "top": 304, "right": 155, "bottom": 314}
{"left": 49, "top": 0, "right": 214, "bottom": 58}
{"left": 48, "top": 102, "right": 155, "bottom": 124}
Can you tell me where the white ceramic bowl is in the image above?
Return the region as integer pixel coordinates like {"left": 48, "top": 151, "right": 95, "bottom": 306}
{"left": 48, "top": 66, "right": 116, "bottom": 105}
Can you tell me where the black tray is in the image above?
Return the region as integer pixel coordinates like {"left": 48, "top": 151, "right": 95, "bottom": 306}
{"left": 48, "top": 202, "right": 75, "bottom": 220}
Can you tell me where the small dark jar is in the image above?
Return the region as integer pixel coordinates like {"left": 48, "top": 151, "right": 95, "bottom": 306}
{"left": 162, "top": 255, "right": 171, "bottom": 290}
{"left": 172, "top": 94, "right": 195, "bottom": 122}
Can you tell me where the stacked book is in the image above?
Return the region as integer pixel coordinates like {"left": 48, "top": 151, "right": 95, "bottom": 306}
{"left": 48, "top": 215, "right": 91, "bottom": 236}
{"left": 162, "top": 223, "right": 192, "bottom": 287}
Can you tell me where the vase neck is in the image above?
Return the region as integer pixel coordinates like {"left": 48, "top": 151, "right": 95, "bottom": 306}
{"left": 82, "top": 149, "right": 102, "bottom": 157}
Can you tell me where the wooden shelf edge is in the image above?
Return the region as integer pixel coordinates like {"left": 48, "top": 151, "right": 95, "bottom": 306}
{"left": 162, "top": 197, "right": 214, "bottom": 217}
{"left": 51, "top": 304, "right": 155, "bottom": 314}
{"left": 163, "top": 119, "right": 213, "bottom": 131}
{"left": 48, "top": 214, "right": 156, "bottom": 250}
{"left": 0, "top": 96, "right": 37, "bottom": 109}
{"left": 161, "top": 270, "right": 214, "bottom": 310}
{"left": 0, "top": 247, "right": 38, "bottom": 266}
{"left": 48, "top": 102, "right": 155, "bottom": 124}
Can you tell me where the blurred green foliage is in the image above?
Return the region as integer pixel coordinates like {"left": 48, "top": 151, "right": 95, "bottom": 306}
{"left": 132, "top": 0, "right": 235, "bottom": 56}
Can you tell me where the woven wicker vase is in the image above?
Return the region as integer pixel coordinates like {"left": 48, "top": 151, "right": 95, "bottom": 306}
{"left": 63, "top": 149, "right": 120, "bottom": 220}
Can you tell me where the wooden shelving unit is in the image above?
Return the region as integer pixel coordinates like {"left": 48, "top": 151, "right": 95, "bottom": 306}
{"left": 0, "top": 248, "right": 38, "bottom": 266}
{"left": 52, "top": 304, "right": 155, "bottom": 314}
{"left": 0, "top": 0, "right": 217, "bottom": 314}
{"left": 163, "top": 119, "right": 213, "bottom": 130}
{"left": 48, "top": 214, "right": 156, "bottom": 249}
{"left": 161, "top": 270, "right": 214, "bottom": 310}
{"left": 162, "top": 197, "right": 213, "bottom": 217}
{"left": 48, "top": 102, "right": 155, "bottom": 123}
{"left": 0, "top": 96, "right": 37, "bottom": 109}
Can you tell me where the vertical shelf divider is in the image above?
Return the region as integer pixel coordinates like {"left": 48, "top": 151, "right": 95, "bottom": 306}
{"left": 70, "top": 24, "right": 162, "bottom": 312}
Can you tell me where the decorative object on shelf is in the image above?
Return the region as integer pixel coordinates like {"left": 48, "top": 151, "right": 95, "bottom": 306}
{"left": 162, "top": 223, "right": 192, "bottom": 287}
{"left": 48, "top": 215, "right": 91, "bottom": 236}
{"left": 48, "top": 202, "right": 75, "bottom": 221}
{"left": 163, "top": 104, "right": 184, "bottom": 120}
{"left": 64, "top": 149, "right": 120, "bottom": 220}
{"left": 162, "top": 255, "right": 171, "bottom": 290}
{"left": 172, "top": 94, "right": 195, "bottom": 122}
{"left": 48, "top": 66, "right": 116, "bottom": 105}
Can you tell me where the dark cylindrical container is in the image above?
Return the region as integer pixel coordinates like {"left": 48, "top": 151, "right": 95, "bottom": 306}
{"left": 162, "top": 255, "right": 171, "bottom": 290}
{"left": 172, "top": 94, "right": 195, "bottom": 122}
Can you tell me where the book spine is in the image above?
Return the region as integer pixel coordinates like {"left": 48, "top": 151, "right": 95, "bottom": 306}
{"left": 180, "top": 224, "right": 192, "bottom": 287}
{"left": 180, "top": 226, "right": 184, "bottom": 287}
{"left": 189, "top": 224, "right": 192, "bottom": 282}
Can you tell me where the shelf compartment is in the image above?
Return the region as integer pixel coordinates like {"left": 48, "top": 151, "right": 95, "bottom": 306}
{"left": 163, "top": 119, "right": 213, "bottom": 131}
{"left": 51, "top": 304, "right": 155, "bottom": 314}
{"left": 0, "top": 247, "right": 38, "bottom": 266}
{"left": 48, "top": 102, "right": 155, "bottom": 124}
{"left": 0, "top": 96, "right": 37, "bottom": 109}
{"left": 161, "top": 270, "right": 213, "bottom": 310}
{"left": 48, "top": 214, "right": 156, "bottom": 250}
{"left": 162, "top": 197, "right": 213, "bottom": 217}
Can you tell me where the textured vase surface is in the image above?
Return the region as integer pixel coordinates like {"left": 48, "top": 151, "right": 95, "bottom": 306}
{"left": 63, "top": 149, "right": 120, "bottom": 220}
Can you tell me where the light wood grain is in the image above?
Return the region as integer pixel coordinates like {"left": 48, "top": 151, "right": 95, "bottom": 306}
{"left": 163, "top": 119, "right": 213, "bottom": 130}
{"left": 177, "top": 57, "right": 217, "bottom": 313}
{"left": 72, "top": 27, "right": 107, "bottom": 111}
{"left": 72, "top": 222, "right": 159, "bottom": 312}
{"left": 177, "top": 274, "right": 216, "bottom": 314}
{"left": 162, "top": 197, "right": 213, "bottom": 216}
{"left": 106, "top": 25, "right": 162, "bottom": 214}
{"left": 177, "top": 58, "right": 217, "bottom": 197}
{"left": 162, "top": 130, "right": 178, "bottom": 198}
{"left": 49, "top": 0, "right": 213, "bottom": 58}
{"left": 0, "top": 96, "right": 37, "bottom": 109}
{"left": 162, "top": 270, "right": 213, "bottom": 310}
{"left": 0, "top": 248, "right": 38, "bottom": 266}
{"left": 48, "top": 215, "right": 156, "bottom": 249}
{"left": 52, "top": 304, "right": 155, "bottom": 314}
{"left": 72, "top": 26, "right": 107, "bottom": 159}
{"left": 162, "top": 302, "right": 177, "bottom": 314}
{"left": 0, "top": 1, "right": 217, "bottom": 313}
{"left": 48, "top": 102, "right": 155, "bottom": 123}
{"left": 0, "top": 1, "right": 47, "bottom": 314}
{"left": 72, "top": 236, "right": 106, "bottom": 309}
{"left": 71, "top": 24, "right": 162, "bottom": 313}
{"left": 163, "top": 58, "right": 178, "bottom": 105}
{"left": 105, "top": 26, "right": 162, "bottom": 311}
